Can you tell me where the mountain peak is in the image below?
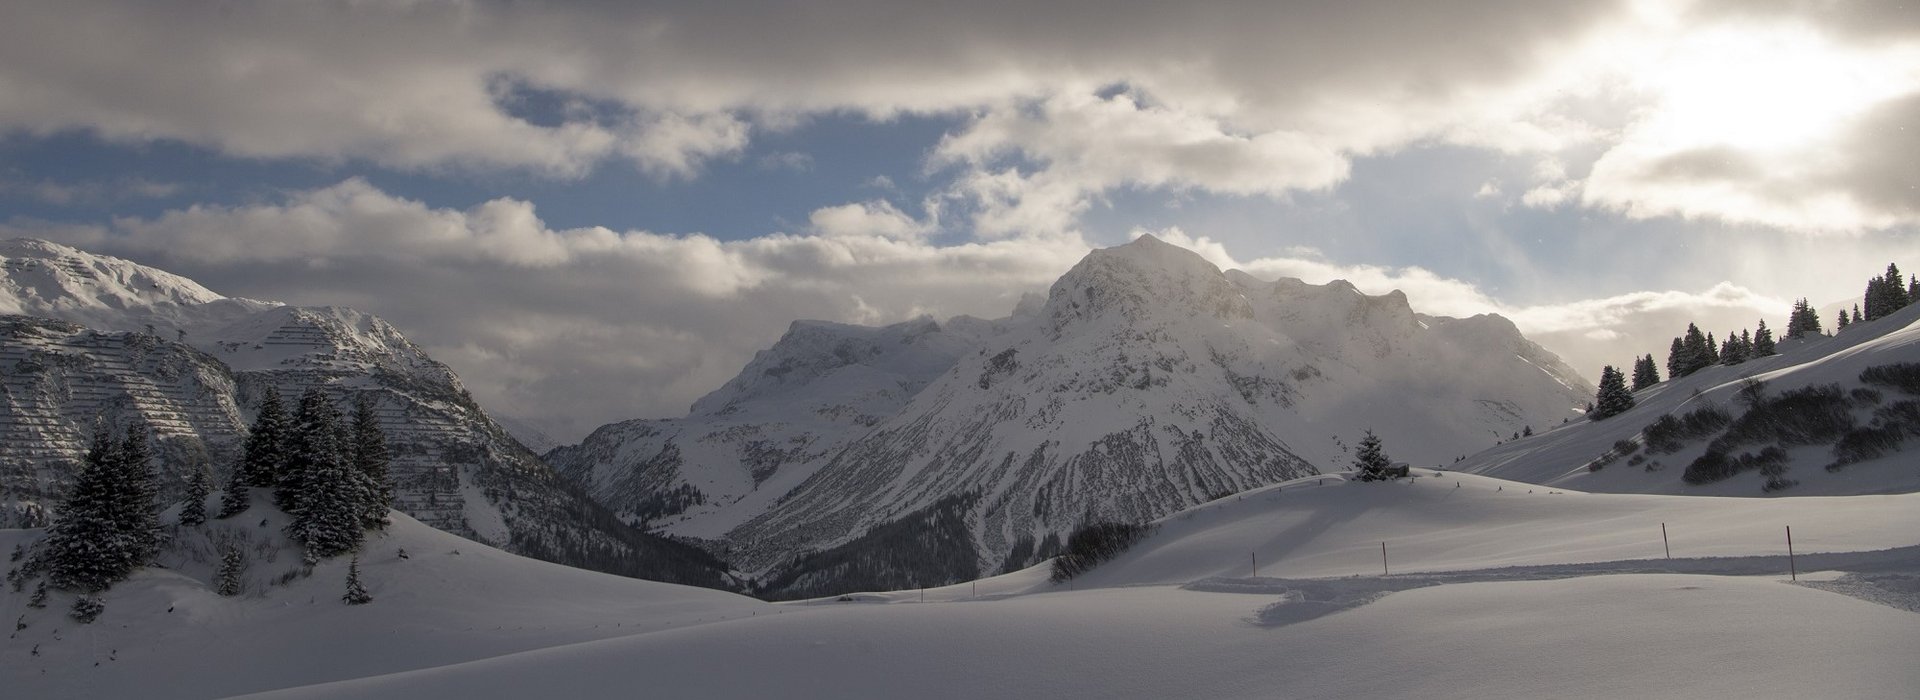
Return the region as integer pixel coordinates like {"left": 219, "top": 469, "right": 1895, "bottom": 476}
{"left": 1044, "top": 236, "right": 1252, "bottom": 331}
{"left": 1, "top": 237, "right": 225, "bottom": 315}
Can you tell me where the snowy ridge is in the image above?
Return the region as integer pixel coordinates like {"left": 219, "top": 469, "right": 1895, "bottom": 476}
{"left": 547, "top": 315, "right": 1008, "bottom": 538}
{"left": 0, "top": 238, "right": 227, "bottom": 314}
{"left": 1461, "top": 300, "right": 1920, "bottom": 496}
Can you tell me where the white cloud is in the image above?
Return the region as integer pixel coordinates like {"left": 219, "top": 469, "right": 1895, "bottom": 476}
{"left": 7, "top": 1, "right": 1913, "bottom": 231}
{"left": 808, "top": 200, "right": 933, "bottom": 240}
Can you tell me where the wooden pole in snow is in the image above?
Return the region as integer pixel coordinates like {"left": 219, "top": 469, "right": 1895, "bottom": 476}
{"left": 1787, "top": 525, "right": 1797, "bottom": 582}
{"left": 1251, "top": 552, "right": 1257, "bottom": 578}
{"left": 1381, "top": 541, "right": 1389, "bottom": 576}
{"left": 1662, "top": 523, "right": 1670, "bottom": 559}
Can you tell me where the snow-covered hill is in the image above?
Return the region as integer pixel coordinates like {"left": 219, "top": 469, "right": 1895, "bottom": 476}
{"left": 0, "top": 239, "right": 727, "bottom": 587}
{"left": 176, "top": 470, "right": 1920, "bottom": 700}
{"left": 0, "top": 494, "right": 766, "bottom": 700}
{"left": 1460, "top": 300, "right": 1920, "bottom": 496}
{"left": 557, "top": 235, "right": 1593, "bottom": 596}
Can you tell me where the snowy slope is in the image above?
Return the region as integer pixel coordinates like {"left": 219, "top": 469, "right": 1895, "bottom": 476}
{"left": 0, "top": 238, "right": 725, "bottom": 586}
{"left": 0, "top": 497, "right": 767, "bottom": 700}
{"left": 232, "top": 471, "right": 1920, "bottom": 700}
{"left": 717, "top": 235, "right": 1591, "bottom": 591}
{"left": 1461, "top": 300, "right": 1920, "bottom": 496}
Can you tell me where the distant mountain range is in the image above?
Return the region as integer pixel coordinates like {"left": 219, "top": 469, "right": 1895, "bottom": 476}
{"left": 551, "top": 235, "right": 1595, "bottom": 597}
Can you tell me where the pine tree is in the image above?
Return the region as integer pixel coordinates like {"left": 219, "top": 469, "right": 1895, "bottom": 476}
{"left": 1909, "top": 274, "right": 1918, "bottom": 304}
{"left": 1753, "top": 320, "right": 1775, "bottom": 356}
{"left": 1719, "top": 332, "right": 1743, "bottom": 365}
{"left": 284, "top": 389, "right": 363, "bottom": 561}
{"left": 1887, "top": 264, "right": 1910, "bottom": 311}
{"left": 216, "top": 458, "right": 251, "bottom": 520}
{"left": 247, "top": 386, "right": 291, "bottom": 493}
{"left": 1592, "top": 365, "right": 1635, "bottom": 420}
{"left": 349, "top": 395, "right": 392, "bottom": 529}
{"left": 1351, "top": 429, "right": 1392, "bottom": 482}
{"left": 1704, "top": 332, "right": 1719, "bottom": 365}
{"left": 1666, "top": 337, "right": 1685, "bottom": 377}
{"left": 343, "top": 555, "right": 372, "bottom": 605}
{"left": 43, "top": 429, "right": 145, "bottom": 592}
{"left": 1786, "top": 298, "right": 1823, "bottom": 338}
{"left": 1676, "top": 324, "right": 1713, "bottom": 377}
{"left": 111, "top": 427, "right": 162, "bottom": 564}
{"left": 1631, "top": 354, "right": 1660, "bottom": 391}
{"left": 216, "top": 545, "right": 244, "bottom": 597}
{"left": 179, "top": 462, "right": 212, "bottom": 527}
{"left": 1853, "top": 304, "right": 1863, "bottom": 325}
{"left": 1837, "top": 309, "right": 1851, "bottom": 330}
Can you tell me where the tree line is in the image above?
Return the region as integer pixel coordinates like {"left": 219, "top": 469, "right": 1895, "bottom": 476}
{"left": 1584, "top": 262, "right": 1914, "bottom": 423}
{"left": 15, "top": 385, "right": 391, "bottom": 621}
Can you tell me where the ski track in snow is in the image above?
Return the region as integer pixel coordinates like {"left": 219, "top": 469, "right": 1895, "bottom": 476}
{"left": 1188, "top": 544, "right": 1920, "bottom": 627}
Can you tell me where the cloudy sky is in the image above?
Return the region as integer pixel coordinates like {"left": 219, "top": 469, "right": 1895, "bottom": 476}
{"left": 2, "top": 0, "right": 1916, "bottom": 441}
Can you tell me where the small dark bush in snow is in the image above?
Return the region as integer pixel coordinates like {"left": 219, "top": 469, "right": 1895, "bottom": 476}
{"left": 1643, "top": 404, "right": 1731, "bottom": 454}
{"left": 1860, "top": 362, "right": 1920, "bottom": 395}
{"left": 70, "top": 595, "right": 105, "bottom": 623}
{"left": 1051, "top": 522, "right": 1154, "bottom": 583}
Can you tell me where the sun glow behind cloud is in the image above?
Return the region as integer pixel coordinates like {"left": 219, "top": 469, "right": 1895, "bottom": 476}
{"left": 1632, "top": 24, "right": 1912, "bottom": 154}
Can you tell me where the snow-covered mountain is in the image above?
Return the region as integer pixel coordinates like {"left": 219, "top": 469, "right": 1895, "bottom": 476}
{"left": 0, "top": 238, "right": 727, "bottom": 587}
{"left": 1462, "top": 299, "right": 1920, "bottom": 496}
{"left": 547, "top": 315, "right": 1005, "bottom": 540}
{"left": 555, "top": 235, "right": 1593, "bottom": 596}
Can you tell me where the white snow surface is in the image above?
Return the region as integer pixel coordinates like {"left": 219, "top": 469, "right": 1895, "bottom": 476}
{"left": 11, "top": 471, "right": 1917, "bottom": 699}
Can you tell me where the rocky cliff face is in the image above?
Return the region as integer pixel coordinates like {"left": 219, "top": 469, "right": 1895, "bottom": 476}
{"left": 0, "top": 239, "right": 729, "bottom": 589}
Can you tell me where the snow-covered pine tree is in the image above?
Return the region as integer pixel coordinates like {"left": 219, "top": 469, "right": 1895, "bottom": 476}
{"left": 215, "top": 545, "right": 244, "bottom": 597}
{"left": 216, "top": 457, "right": 250, "bottom": 520}
{"left": 349, "top": 395, "right": 392, "bottom": 529}
{"left": 1351, "top": 429, "right": 1392, "bottom": 482}
{"left": 1753, "top": 320, "right": 1776, "bottom": 356}
{"left": 245, "top": 386, "right": 291, "bottom": 492}
{"left": 112, "top": 427, "right": 162, "bottom": 564}
{"left": 284, "top": 389, "right": 364, "bottom": 561}
{"left": 343, "top": 555, "right": 372, "bottom": 605}
{"left": 1591, "top": 365, "right": 1635, "bottom": 420}
{"left": 179, "top": 461, "right": 212, "bottom": 527}
{"left": 44, "top": 430, "right": 137, "bottom": 592}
